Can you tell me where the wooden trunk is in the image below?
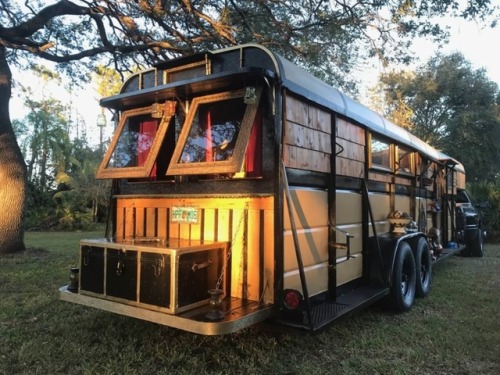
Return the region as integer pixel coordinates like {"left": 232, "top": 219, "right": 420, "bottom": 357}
{"left": 79, "top": 239, "right": 227, "bottom": 314}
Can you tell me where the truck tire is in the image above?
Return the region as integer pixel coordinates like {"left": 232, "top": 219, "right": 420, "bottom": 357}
{"left": 389, "top": 241, "right": 416, "bottom": 312}
{"left": 464, "top": 228, "right": 484, "bottom": 257}
{"left": 415, "top": 237, "right": 432, "bottom": 298}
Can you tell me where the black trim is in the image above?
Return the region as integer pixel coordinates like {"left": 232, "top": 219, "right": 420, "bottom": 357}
{"left": 286, "top": 168, "right": 329, "bottom": 188}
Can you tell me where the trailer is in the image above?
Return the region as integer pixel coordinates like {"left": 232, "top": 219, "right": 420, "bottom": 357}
{"left": 59, "top": 44, "right": 483, "bottom": 335}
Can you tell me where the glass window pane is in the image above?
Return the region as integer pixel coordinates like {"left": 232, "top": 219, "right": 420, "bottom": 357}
{"left": 398, "top": 147, "right": 413, "bottom": 174}
{"left": 371, "top": 137, "right": 391, "bottom": 168}
{"left": 179, "top": 97, "right": 245, "bottom": 164}
{"left": 107, "top": 114, "right": 159, "bottom": 169}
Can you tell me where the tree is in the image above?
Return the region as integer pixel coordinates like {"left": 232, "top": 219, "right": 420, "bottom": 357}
{"left": 0, "top": 0, "right": 498, "bottom": 253}
{"left": 376, "top": 53, "right": 500, "bottom": 182}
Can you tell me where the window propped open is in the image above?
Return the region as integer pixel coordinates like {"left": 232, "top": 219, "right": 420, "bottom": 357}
{"left": 166, "top": 87, "right": 262, "bottom": 176}
{"left": 96, "top": 102, "right": 176, "bottom": 179}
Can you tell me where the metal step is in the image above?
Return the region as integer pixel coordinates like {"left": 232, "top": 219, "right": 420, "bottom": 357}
{"left": 432, "top": 244, "right": 465, "bottom": 265}
{"left": 276, "top": 284, "right": 389, "bottom": 332}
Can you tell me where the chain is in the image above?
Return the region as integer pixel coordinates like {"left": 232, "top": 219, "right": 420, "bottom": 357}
{"left": 215, "top": 202, "right": 248, "bottom": 290}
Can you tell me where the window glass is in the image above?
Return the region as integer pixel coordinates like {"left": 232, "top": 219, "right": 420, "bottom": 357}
{"left": 371, "top": 137, "right": 391, "bottom": 169}
{"left": 107, "top": 114, "right": 159, "bottom": 169}
{"left": 179, "top": 98, "right": 245, "bottom": 163}
{"left": 397, "top": 146, "right": 413, "bottom": 174}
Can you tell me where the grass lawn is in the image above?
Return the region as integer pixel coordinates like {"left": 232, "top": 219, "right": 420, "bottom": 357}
{"left": 1, "top": 230, "right": 499, "bottom": 374}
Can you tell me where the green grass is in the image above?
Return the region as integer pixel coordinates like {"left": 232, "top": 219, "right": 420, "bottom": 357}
{"left": 1, "top": 231, "right": 499, "bottom": 374}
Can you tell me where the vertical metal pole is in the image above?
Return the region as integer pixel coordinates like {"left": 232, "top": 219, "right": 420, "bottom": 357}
{"left": 280, "top": 161, "right": 313, "bottom": 330}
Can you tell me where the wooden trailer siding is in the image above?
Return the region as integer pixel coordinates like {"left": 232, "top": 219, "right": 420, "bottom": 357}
{"left": 336, "top": 117, "right": 366, "bottom": 178}
{"left": 336, "top": 117, "right": 366, "bottom": 146}
{"left": 369, "top": 171, "right": 393, "bottom": 184}
{"left": 114, "top": 195, "right": 275, "bottom": 303}
{"left": 284, "top": 94, "right": 332, "bottom": 174}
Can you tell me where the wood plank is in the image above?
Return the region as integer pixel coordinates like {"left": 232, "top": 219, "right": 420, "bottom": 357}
{"left": 124, "top": 207, "right": 135, "bottom": 239}
{"left": 309, "top": 106, "right": 331, "bottom": 133}
{"left": 157, "top": 207, "right": 168, "bottom": 239}
{"left": 285, "top": 94, "right": 308, "bottom": 126}
{"left": 145, "top": 207, "right": 156, "bottom": 237}
{"left": 336, "top": 138, "right": 365, "bottom": 162}
{"left": 246, "top": 209, "right": 261, "bottom": 300}
{"left": 369, "top": 171, "right": 393, "bottom": 184}
{"left": 336, "top": 157, "right": 365, "bottom": 178}
{"left": 284, "top": 122, "right": 332, "bottom": 154}
{"left": 284, "top": 144, "right": 330, "bottom": 173}
{"left": 337, "top": 117, "right": 365, "bottom": 145}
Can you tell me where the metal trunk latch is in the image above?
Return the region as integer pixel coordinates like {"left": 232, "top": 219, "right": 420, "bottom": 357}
{"left": 192, "top": 259, "right": 212, "bottom": 272}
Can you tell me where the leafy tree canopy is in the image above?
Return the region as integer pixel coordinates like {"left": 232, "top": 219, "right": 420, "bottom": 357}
{"left": 375, "top": 52, "right": 500, "bottom": 182}
{"left": 1, "top": 0, "right": 498, "bottom": 94}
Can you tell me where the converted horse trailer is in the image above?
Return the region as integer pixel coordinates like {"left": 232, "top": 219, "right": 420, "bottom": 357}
{"left": 60, "top": 44, "right": 483, "bottom": 334}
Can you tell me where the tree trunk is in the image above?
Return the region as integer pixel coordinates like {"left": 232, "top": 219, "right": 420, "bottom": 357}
{"left": 0, "top": 47, "right": 27, "bottom": 254}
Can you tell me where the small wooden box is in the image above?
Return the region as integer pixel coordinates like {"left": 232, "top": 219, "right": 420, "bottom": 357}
{"left": 79, "top": 238, "right": 227, "bottom": 314}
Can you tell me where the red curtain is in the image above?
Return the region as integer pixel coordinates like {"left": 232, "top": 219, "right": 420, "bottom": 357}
{"left": 138, "top": 120, "right": 158, "bottom": 177}
{"left": 205, "top": 111, "right": 213, "bottom": 162}
{"left": 245, "top": 111, "right": 262, "bottom": 177}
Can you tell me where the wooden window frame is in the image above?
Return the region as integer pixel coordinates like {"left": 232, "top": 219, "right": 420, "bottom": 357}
{"left": 96, "top": 103, "right": 176, "bottom": 179}
{"left": 396, "top": 145, "right": 415, "bottom": 176}
{"left": 166, "top": 87, "right": 262, "bottom": 176}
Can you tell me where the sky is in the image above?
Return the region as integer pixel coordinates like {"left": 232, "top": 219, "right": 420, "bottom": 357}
{"left": 9, "top": 16, "right": 500, "bottom": 147}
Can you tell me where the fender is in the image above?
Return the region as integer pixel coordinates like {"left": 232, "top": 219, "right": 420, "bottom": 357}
{"left": 368, "top": 232, "right": 427, "bottom": 287}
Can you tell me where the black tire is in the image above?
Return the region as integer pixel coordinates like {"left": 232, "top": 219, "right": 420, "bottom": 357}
{"left": 389, "top": 241, "right": 416, "bottom": 312}
{"left": 465, "top": 228, "right": 484, "bottom": 257}
{"left": 415, "top": 237, "right": 432, "bottom": 298}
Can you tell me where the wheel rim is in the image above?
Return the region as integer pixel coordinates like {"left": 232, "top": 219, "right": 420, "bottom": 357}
{"left": 420, "top": 255, "right": 429, "bottom": 284}
{"left": 401, "top": 259, "right": 412, "bottom": 297}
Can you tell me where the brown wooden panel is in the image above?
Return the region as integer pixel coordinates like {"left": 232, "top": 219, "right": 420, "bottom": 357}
{"left": 285, "top": 94, "right": 308, "bottom": 126}
{"left": 284, "top": 144, "right": 330, "bottom": 173}
{"left": 284, "top": 121, "right": 332, "bottom": 154}
{"left": 125, "top": 207, "right": 135, "bottom": 239}
{"left": 309, "top": 106, "right": 331, "bottom": 133}
{"left": 145, "top": 207, "right": 157, "bottom": 237}
{"left": 336, "top": 157, "right": 364, "bottom": 178}
{"left": 395, "top": 176, "right": 413, "bottom": 186}
{"left": 157, "top": 208, "right": 167, "bottom": 238}
{"left": 369, "top": 171, "right": 393, "bottom": 183}
{"left": 135, "top": 207, "right": 145, "bottom": 237}
{"left": 337, "top": 117, "right": 365, "bottom": 145}
{"left": 336, "top": 138, "right": 365, "bottom": 162}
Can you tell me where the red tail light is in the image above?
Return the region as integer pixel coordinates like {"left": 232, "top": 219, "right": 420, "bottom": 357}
{"left": 283, "top": 289, "right": 303, "bottom": 310}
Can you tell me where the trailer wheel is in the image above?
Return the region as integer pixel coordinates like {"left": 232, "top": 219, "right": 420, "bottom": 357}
{"left": 389, "top": 241, "right": 416, "bottom": 312}
{"left": 464, "top": 228, "right": 484, "bottom": 257}
{"left": 415, "top": 237, "right": 432, "bottom": 298}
